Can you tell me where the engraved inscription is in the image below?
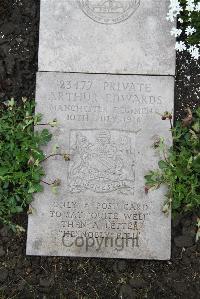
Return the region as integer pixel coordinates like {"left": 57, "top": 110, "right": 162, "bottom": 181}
{"left": 49, "top": 199, "right": 149, "bottom": 251}
{"left": 26, "top": 73, "right": 173, "bottom": 259}
{"left": 79, "top": 0, "right": 140, "bottom": 24}
{"left": 68, "top": 129, "right": 135, "bottom": 194}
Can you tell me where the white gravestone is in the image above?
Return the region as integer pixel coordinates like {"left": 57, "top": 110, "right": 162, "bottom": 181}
{"left": 26, "top": 72, "right": 174, "bottom": 259}
{"left": 27, "top": 0, "right": 175, "bottom": 259}
{"left": 38, "top": 0, "right": 175, "bottom": 75}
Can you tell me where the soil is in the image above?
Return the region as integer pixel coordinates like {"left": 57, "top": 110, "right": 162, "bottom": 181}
{"left": 0, "top": 1, "right": 200, "bottom": 298}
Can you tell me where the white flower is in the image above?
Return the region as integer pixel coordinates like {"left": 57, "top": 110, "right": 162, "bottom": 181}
{"left": 167, "top": 0, "right": 183, "bottom": 21}
{"left": 169, "top": 0, "right": 183, "bottom": 13}
{"left": 186, "top": 0, "right": 195, "bottom": 12}
{"left": 185, "top": 26, "right": 196, "bottom": 36}
{"left": 171, "top": 27, "right": 182, "bottom": 37}
{"left": 175, "top": 41, "right": 187, "bottom": 52}
{"left": 188, "top": 45, "right": 200, "bottom": 60}
{"left": 167, "top": 0, "right": 199, "bottom": 60}
{"left": 166, "top": 11, "right": 176, "bottom": 22}
{"left": 195, "top": 3, "right": 200, "bottom": 12}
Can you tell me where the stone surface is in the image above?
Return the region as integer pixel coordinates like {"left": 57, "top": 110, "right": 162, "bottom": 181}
{"left": 26, "top": 72, "right": 174, "bottom": 259}
{"left": 38, "top": 0, "right": 175, "bottom": 75}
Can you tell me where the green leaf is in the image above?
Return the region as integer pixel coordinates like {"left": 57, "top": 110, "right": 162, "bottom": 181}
{"left": 28, "top": 184, "right": 43, "bottom": 194}
{"left": 158, "top": 160, "right": 168, "bottom": 169}
{"left": 145, "top": 107, "right": 200, "bottom": 217}
{"left": 0, "top": 167, "right": 9, "bottom": 176}
{"left": 12, "top": 206, "right": 23, "bottom": 213}
{"left": 38, "top": 129, "right": 52, "bottom": 145}
{"left": 0, "top": 99, "right": 52, "bottom": 231}
{"left": 8, "top": 98, "right": 15, "bottom": 108}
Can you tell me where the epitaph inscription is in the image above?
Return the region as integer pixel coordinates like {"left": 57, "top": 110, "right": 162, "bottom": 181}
{"left": 27, "top": 72, "right": 173, "bottom": 259}
{"left": 79, "top": 0, "right": 140, "bottom": 24}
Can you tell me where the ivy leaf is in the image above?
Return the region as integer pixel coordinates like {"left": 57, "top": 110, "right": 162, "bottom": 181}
{"left": 0, "top": 97, "right": 52, "bottom": 229}
{"left": 11, "top": 206, "right": 23, "bottom": 213}
{"left": 158, "top": 160, "right": 168, "bottom": 169}
{"left": 39, "top": 129, "right": 52, "bottom": 145}
{"left": 28, "top": 184, "right": 44, "bottom": 194}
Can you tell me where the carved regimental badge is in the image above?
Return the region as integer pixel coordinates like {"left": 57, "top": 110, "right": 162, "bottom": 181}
{"left": 79, "top": 0, "right": 140, "bottom": 24}
{"left": 68, "top": 129, "right": 135, "bottom": 195}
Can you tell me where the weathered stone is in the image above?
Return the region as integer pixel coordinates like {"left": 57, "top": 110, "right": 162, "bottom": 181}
{"left": 26, "top": 72, "right": 173, "bottom": 259}
{"left": 38, "top": 0, "right": 175, "bottom": 75}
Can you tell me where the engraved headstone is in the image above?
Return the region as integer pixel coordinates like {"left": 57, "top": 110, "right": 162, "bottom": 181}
{"left": 38, "top": 0, "right": 175, "bottom": 75}
{"left": 26, "top": 72, "right": 174, "bottom": 259}
{"left": 27, "top": 0, "right": 175, "bottom": 259}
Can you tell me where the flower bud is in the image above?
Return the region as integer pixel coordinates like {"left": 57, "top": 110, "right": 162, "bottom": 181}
{"left": 28, "top": 156, "right": 35, "bottom": 165}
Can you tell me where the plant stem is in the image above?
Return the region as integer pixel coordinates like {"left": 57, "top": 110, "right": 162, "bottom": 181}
{"left": 40, "top": 153, "right": 63, "bottom": 163}
{"left": 41, "top": 180, "right": 54, "bottom": 186}
{"left": 169, "top": 118, "right": 173, "bottom": 131}
{"left": 35, "top": 123, "right": 48, "bottom": 126}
